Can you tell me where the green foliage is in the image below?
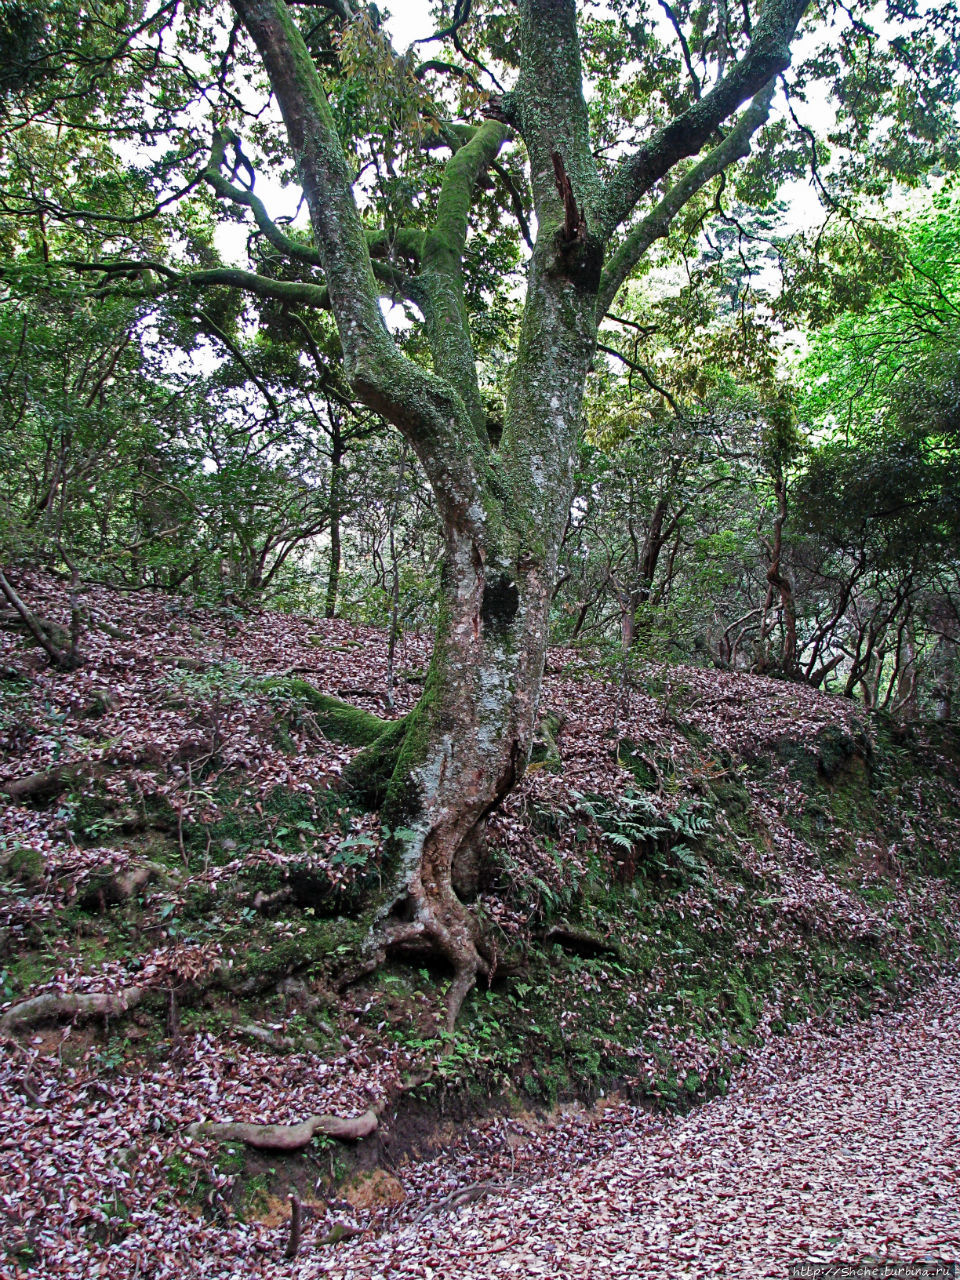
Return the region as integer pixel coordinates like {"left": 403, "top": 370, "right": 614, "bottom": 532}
{"left": 574, "top": 789, "right": 713, "bottom": 885}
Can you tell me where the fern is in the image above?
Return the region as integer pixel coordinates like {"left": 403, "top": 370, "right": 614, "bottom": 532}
{"left": 604, "top": 829, "right": 636, "bottom": 852}
{"left": 669, "top": 803, "right": 713, "bottom": 841}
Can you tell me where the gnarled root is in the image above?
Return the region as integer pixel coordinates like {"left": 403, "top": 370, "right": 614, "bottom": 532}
{"left": 1, "top": 986, "right": 145, "bottom": 1029}
{"left": 380, "top": 904, "right": 489, "bottom": 1034}
{"left": 186, "top": 1108, "right": 379, "bottom": 1151}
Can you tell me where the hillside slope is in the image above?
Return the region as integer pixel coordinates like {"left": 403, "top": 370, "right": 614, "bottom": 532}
{"left": 1, "top": 573, "right": 959, "bottom": 1277}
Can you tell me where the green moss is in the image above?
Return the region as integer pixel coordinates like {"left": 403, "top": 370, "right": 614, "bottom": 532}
{"left": 343, "top": 655, "right": 445, "bottom": 829}
{"left": 530, "top": 712, "right": 564, "bottom": 771}
{"left": 774, "top": 725, "right": 860, "bottom": 788}
{"left": 265, "top": 677, "right": 392, "bottom": 747}
{"left": 5, "top": 844, "right": 43, "bottom": 886}
{"left": 342, "top": 715, "right": 411, "bottom": 808}
{"left": 231, "top": 915, "right": 366, "bottom": 987}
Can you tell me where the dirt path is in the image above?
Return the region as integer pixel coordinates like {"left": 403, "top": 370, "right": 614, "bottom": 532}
{"left": 304, "top": 976, "right": 960, "bottom": 1278}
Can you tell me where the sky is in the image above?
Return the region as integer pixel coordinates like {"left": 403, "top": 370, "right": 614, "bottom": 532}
{"left": 385, "top": 1, "right": 439, "bottom": 49}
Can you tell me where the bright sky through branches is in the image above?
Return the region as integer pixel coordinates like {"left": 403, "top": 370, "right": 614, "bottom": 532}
{"left": 214, "top": 0, "right": 437, "bottom": 266}
{"left": 385, "top": 1, "right": 438, "bottom": 50}
{"left": 213, "top": 0, "right": 831, "bottom": 275}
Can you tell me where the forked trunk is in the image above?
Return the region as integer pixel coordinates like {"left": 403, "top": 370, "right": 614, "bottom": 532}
{"left": 228, "top": 0, "right": 810, "bottom": 1028}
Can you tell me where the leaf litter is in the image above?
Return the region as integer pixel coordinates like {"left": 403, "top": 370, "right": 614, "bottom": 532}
{"left": 1, "top": 572, "right": 959, "bottom": 1276}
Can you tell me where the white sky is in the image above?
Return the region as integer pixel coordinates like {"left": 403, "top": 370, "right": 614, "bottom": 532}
{"left": 386, "top": 2, "right": 438, "bottom": 49}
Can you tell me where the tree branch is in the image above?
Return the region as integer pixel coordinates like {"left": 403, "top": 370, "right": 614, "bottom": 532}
{"left": 230, "top": 0, "right": 496, "bottom": 536}
{"left": 596, "top": 343, "right": 682, "bottom": 416}
{"left": 195, "top": 308, "right": 281, "bottom": 419}
{"left": 596, "top": 81, "right": 776, "bottom": 316}
{"left": 203, "top": 127, "right": 327, "bottom": 270}
{"left": 656, "top": 0, "right": 702, "bottom": 99}
{"left": 595, "top": 0, "right": 808, "bottom": 238}
{"left": 418, "top": 118, "right": 508, "bottom": 436}
{"left": 491, "top": 158, "right": 533, "bottom": 250}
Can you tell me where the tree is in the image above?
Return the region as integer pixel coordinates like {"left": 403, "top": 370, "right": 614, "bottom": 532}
{"left": 2, "top": 0, "right": 956, "bottom": 1023}
{"left": 790, "top": 189, "right": 960, "bottom": 713}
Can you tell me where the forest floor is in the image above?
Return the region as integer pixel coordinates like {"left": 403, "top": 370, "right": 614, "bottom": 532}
{"left": 1, "top": 572, "right": 959, "bottom": 1277}
{"left": 300, "top": 972, "right": 960, "bottom": 1278}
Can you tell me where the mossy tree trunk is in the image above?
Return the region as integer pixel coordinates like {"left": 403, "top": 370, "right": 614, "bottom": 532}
{"left": 228, "top": 0, "right": 810, "bottom": 1024}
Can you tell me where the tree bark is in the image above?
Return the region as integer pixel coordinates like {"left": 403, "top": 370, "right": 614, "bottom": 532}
{"left": 324, "top": 423, "right": 344, "bottom": 618}
{"left": 756, "top": 474, "right": 797, "bottom": 674}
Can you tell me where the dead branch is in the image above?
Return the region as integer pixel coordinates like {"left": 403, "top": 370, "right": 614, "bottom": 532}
{"left": 0, "top": 759, "right": 110, "bottom": 803}
{"left": 235, "top": 1021, "right": 296, "bottom": 1052}
{"left": 316, "top": 1220, "right": 365, "bottom": 1246}
{"left": 551, "top": 152, "right": 586, "bottom": 243}
{"left": 412, "top": 1178, "right": 507, "bottom": 1224}
{"left": 286, "top": 1193, "right": 302, "bottom": 1260}
{"left": 0, "top": 765, "right": 73, "bottom": 803}
{"left": 0, "top": 570, "right": 82, "bottom": 670}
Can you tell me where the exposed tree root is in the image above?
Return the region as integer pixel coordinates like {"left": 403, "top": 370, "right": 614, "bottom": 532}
{"left": 379, "top": 908, "right": 489, "bottom": 1034}
{"left": 0, "top": 744, "right": 206, "bottom": 804}
{"left": 265, "top": 676, "right": 398, "bottom": 749}
{"left": 235, "top": 1021, "right": 297, "bottom": 1052}
{"left": 186, "top": 1108, "right": 379, "bottom": 1150}
{"left": 1, "top": 987, "right": 145, "bottom": 1029}
{"left": 251, "top": 885, "right": 293, "bottom": 913}
{"left": 78, "top": 861, "right": 170, "bottom": 910}
{"left": 317, "top": 1221, "right": 366, "bottom": 1246}
{"left": 542, "top": 924, "right": 623, "bottom": 959}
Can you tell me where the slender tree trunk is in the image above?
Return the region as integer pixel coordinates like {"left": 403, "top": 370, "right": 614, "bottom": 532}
{"left": 620, "top": 596, "right": 637, "bottom": 650}
{"left": 893, "top": 622, "right": 919, "bottom": 719}
{"left": 384, "top": 443, "right": 407, "bottom": 711}
{"left": 324, "top": 425, "right": 344, "bottom": 619}
{"left": 0, "top": 568, "right": 82, "bottom": 670}
{"left": 757, "top": 475, "right": 797, "bottom": 674}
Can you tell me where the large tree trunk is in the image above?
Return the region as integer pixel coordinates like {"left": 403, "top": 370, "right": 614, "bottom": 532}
{"left": 353, "top": 245, "right": 596, "bottom": 1025}
{"left": 228, "top": 0, "right": 809, "bottom": 1026}
{"left": 371, "top": 532, "right": 557, "bottom": 1026}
